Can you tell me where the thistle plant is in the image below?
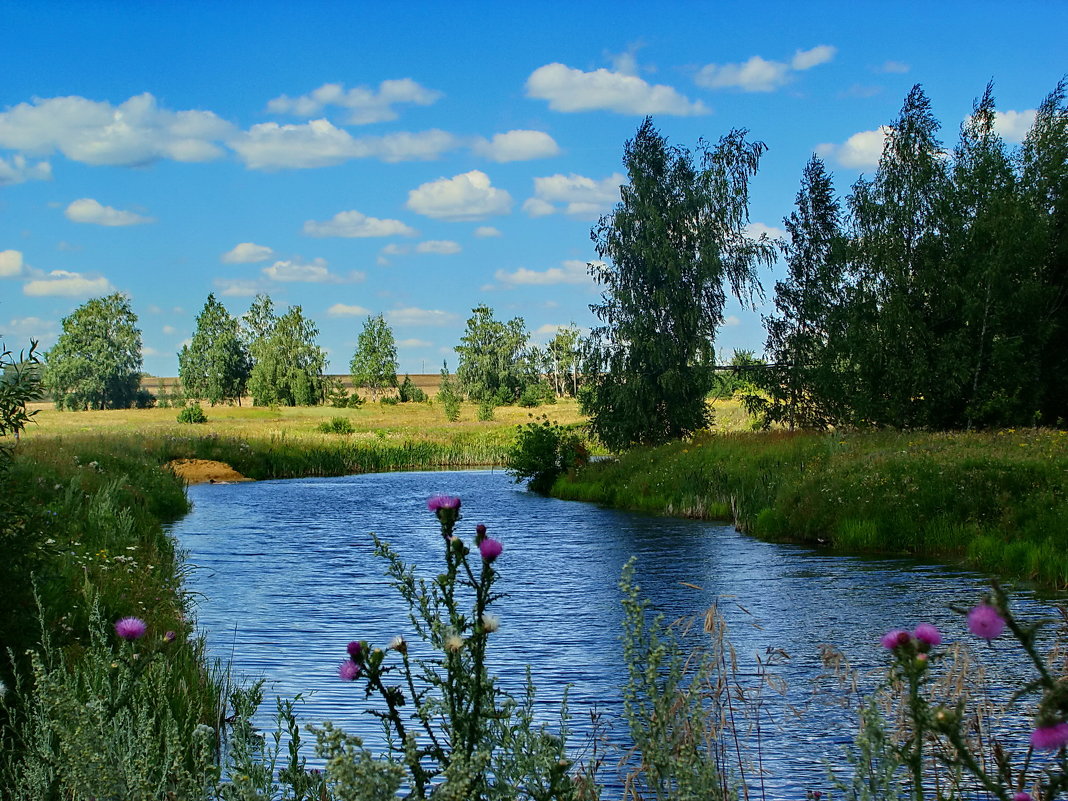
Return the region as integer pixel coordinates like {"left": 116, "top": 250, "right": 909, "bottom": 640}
{"left": 336, "top": 495, "right": 576, "bottom": 801}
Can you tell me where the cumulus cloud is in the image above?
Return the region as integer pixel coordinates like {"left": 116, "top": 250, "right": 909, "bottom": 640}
{"left": 398, "top": 337, "right": 432, "bottom": 348}
{"left": 494, "top": 259, "right": 593, "bottom": 287}
{"left": 526, "top": 62, "right": 709, "bottom": 115}
{"left": 267, "top": 79, "right": 442, "bottom": 125}
{"left": 723, "top": 315, "right": 741, "bottom": 327}
{"left": 474, "top": 226, "right": 502, "bottom": 238}
{"left": 262, "top": 257, "right": 363, "bottom": 284}
{"left": 23, "top": 269, "right": 114, "bottom": 297}
{"left": 415, "top": 240, "right": 461, "bottom": 254}
{"left": 878, "top": 61, "right": 910, "bottom": 74}
{"left": 406, "top": 170, "right": 512, "bottom": 221}
{"left": 0, "top": 250, "right": 24, "bottom": 278}
{"left": 162, "top": 325, "right": 177, "bottom": 335}
{"left": 696, "top": 45, "right": 836, "bottom": 92}
{"left": 230, "top": 119, "right": 461, "bottom": 169}
{"left": 816, "top": 126, "right": 891, "bottom": 168}
{"left": 993, "top": 109, "right": 1038, "bottom": 143}
{"left": 472, "top": 130, "right": 561, "bottom": 162}
{"left": 326, "top": 303, "right": 371, "bottom": 317}
{"left": 214, "top": 278, "right": 264, "bottom": 297}
{"left": 0, "top": 154, "right": 51, "bottom": 186}
{"left": 747, "top": 222, "right": 788, "bottom": 241}
{"left": 222, "top": 242, "right": 275, "bottom": 263}
{"left": 0, "top": 93, "right": 232, "bottom": 166}
{"left": 303, "top": 210, "right": 418, "bottom": 238}
{"left": 387, "top": 307, "right": 458, "bottom": 326}
{"left": 524, "top": 172, "right": 624, "bottom": 219}
{"left": 4, "top": 316, "right": 57, "bottom": 342}
{"left": 65, "top": 198, "right": 153, "bottom": 226}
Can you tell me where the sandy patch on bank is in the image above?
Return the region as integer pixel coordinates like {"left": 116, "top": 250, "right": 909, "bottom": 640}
{"left": 165, "top": 459, "right": 251, "bottom": 484}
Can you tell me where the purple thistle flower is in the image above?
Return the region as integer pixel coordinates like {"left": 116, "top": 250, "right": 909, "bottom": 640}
{"left": 163, "top": 630, "right": 177, "bottom": 643}
{"left": 479, "top": 537, "right": 503, "bottom": 563}
{"left": 880, "top": 629, "right": 910, "bottom": 649}
{"left": 1014, "top": 793, "right": 1033, "bottom": 801}
{"left": 347, "top": 641, "right": 362, "bottom": 661}
{"left": 914, "top": 623, "right": 942, "bottom": 646}
{"left": 427, "top": 495, "right": 461, "bottom": 512}
{"left": 338, "top": 659, "right": 361, "bottom": 681}
{"left": 114, "top": 617, "right": 147, "bottom": 641}
{"left": 1031, "top": 722, "right": 1068, "bottom": 750}
{"left": 475, "top": 523, "right": 487, "bottom": 544}
{"left": 968, "top": 604, "right": 1006, "bottom": 640}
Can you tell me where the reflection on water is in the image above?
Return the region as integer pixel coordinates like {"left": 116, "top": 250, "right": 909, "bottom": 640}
{"left": 169, "top": 468, "right": 1051, "bottom": 797}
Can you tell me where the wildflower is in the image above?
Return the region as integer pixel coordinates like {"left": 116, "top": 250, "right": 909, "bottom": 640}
{"left": 347, "top": 641, "right": 363, "bottom": 661}
{"left": 475, "top": 523, "right": 487, "bottom": 544}
{"left": 968, "top": 604, "right": 1005, "bottom": 640}
{"left": 163, "top": 630, "right": 177, "bottom": 643}
{"left": 388, "top": 635, "right": 407, "bottom": 655}
{"left": 479, "top": 537, "right": 503, "bottom": 563}
{"left": 913, "top": 623, "right": 942, "bottom": 646}
{"left": 114, "top": 616, "right": 147, "bottom": 641}
{"left": 427, "top": 495, "right": 461, "bottom": 512}
{"left": 880, "top": 629, "right": 911, "bottom": 650}
{"left": 338, "top": 660, "right": 361, "bottom": 681}
{"left": 481, "top": 613, "right": 500, "bottom": 633}
{"left": 1014, "top": 794, "right": 1033, "bottom": 801}
{"left": 1031, "top": 722, "right": 1068, "bottom": 750}
{"left": 445, "top": 634, "right": 464, "bottom": 652}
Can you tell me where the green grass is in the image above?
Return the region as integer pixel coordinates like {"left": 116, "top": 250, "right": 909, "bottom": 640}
{"left": 553, "top": 428, "right": 1068, "bottom": 589}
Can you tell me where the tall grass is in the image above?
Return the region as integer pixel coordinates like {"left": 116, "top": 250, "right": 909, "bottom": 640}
{"left": 553, "top": 428, "right": 1068, "bottom": 588}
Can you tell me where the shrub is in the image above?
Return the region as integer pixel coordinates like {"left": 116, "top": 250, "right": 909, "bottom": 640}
{"left": 398, "top": 374, "right": 428, "bottom": 403}
{"left": 316, "top": 416, "right": 355, "bottom": 435}
{"left": 176, "top": 403, "right": 207, "bottom": 424}
{"left": 506, "top": 415, "right": 588, "bottom": 494}
{"left": 380, "top": 396, "right": 399, "bottom": 406}
{"left": 477, "top": 398, "right": 495, "bottom": 421}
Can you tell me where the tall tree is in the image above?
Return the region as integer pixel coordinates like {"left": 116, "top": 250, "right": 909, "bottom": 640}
{"left": 454, "top": 304, "right": 534, "bottom": 404}
{"left": 44, "top": 293, "right": 143, "bottom": 410}
{"left": 178, "top": 293, "right": 250, "bottom": 405}
{"left": 762, "top": 154, "right": 845, "bottom": 429}
{"left": 545, "top": 324, "right": 583, "bottom": 397}
{"left": 350, "top": 314, "right": 398, "bottom": 401}
{"left": 586, "top": 118, "right": 774, "bottom": 450}
{"left": 245, "top": 298, "right": 326, "bottom": 406}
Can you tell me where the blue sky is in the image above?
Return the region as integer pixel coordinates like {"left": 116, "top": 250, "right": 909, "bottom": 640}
{"left": 2, "top": 1, "right": 1065, "bottom": 376}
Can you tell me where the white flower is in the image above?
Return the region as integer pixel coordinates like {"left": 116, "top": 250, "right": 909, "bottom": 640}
{"left": 481, "top": 613, "right": 500, "bottom": 633}
{"left": 388, "top": 635, "right": 407, "bottom": 654}
{"left": 445, "top": 634, "right": 464, "bottom": 653}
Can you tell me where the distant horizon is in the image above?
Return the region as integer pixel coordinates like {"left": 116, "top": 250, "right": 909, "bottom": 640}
{"left": 3, "top": 1, "right": 1065, "bottom": 375}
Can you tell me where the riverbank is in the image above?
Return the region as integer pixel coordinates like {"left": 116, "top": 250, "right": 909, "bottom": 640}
{"left": 552, "top": 428, "right": 1068, "bottom": 590}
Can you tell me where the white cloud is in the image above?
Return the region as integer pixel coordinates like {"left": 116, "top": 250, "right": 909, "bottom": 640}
{"left": 0, "top": 154, "right": 51, "bottom": 185}
{"left": 878, "top": 60, "right": 910, "bottom": 74}
{"left": 406, "top": 170, "right": 512, "bottom": 221}
{"left": 267, "top": 79, "right": 442, "bottom": 125}
{"left": 0, "top": 92, "right": 232, "bottom": 166}
{"left": 494, "top": 259, "right": 593, "bottom": 287}
{"left": 65, "top": 198, "right": 153, "bottom": 226}
{"left": 474, "top": 226, "right": 502, "bottom": 238}
{"left": 791, "top": 45, "right": 837, "bottom": 71}
{"left": 230, "top": 119, "right": 461, "bottom": 169}
{"left": 415, "top": 240, "right": 461, "bottom": 254}
{"left": 816, "top": 126, "right": 890, "bottom": 168}
{"left": 303, "top": 209, "right": 418, "bottom": 238}
{"left": 994, "top": 109, "right": 1037, "bottom": 143}
{"left": 162, "top": 325, "right": 177, "bottom": 335}
{"left": 723, "top": 315, "right": 741, "bottom": 327}
{"left": 326, "top": 303, "right": 371, "bottom": 317}
{"left": 23, "top": 269, "right": 113, "bottom": 297}
{"left": 526, "top": 62, "right": 709, "bottom": 115}
{"left": 473, "top": 130, "right": 561, "bottom": 162}
{"left": 0, "top": 250, "right": 24, "bottom": 278}
{"left": 262, "top": 257, "right": 363, "bottom": 284}
{"left": 222, "top": 242, "right": 275, "bottom": 263}
{"left": 696, "top": 45, "right": 836, "bottom": 92}
{"left": 525, "top": 172, "right": 624, "bottom": 219}
{"left": 747, "top": 222, "right": 787, "bottom": 241}
{"left": 4, "top": 316, "right": 57, "bottom": 340}
{"left": 398, "top": 337, "right": 432, "bottom": 348}
{"left": 387, "top": 307, "right": 458, "bottom": 326}
{"left": 214, "top": 278, "right": 264, "bottom": 297}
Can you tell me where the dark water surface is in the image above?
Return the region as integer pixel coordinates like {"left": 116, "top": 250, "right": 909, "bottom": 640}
{"left": 169, "top": 469, "right": 1052, "bottom": 797}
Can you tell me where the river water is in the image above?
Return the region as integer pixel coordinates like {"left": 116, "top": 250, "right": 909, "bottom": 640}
{"left": 168, "top": 468, "right": 1056, "bottom": 798}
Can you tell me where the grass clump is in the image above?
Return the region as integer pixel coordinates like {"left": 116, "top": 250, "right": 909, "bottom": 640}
{"left": 316, "top": 416, "right": 355, "bottom": 435}
{"left": 177, "top": 403, "right": 208, "bottom": 424}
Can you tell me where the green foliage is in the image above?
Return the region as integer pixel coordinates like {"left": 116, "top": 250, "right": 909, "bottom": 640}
{"left": 438, "top": 361, "right": 462, "bottom": 422}
{"left": 0, "top": 340, "right": 41, "bottom": 454}
{"left": 477, "top": 398, "right": 495, "bottom": 421}
{"left": 542, "top": 324, "right": 584, "bottom": 398}
{"left": 455, "top": 305, "right": 536, "bottom": 404}
{"left": 586, "top": 118, "right": 774, "bottom": 450}
{"left": 177, "top": 403, "right": 208, "bottom": 424}
{"left": 179, "top": 294, "right": 250, "bottom": 406}
{"left": 44, "top": 293, "right": 143, "bottom": 411}
{"left": 244, "top": 295, "right": 327, "bottom": 407}
{"left": 506, "top": 416, "right": 587, "bottom": 494}
{"left": 350, "top": 314, "right": 398, "bottom": 402}
{"left": 325, "top": 375, "right": 362, "bottom": 408}
{"left": 398, "top": 374, "right": 428, "bottom": 403}
{"left": 317, "top": 416, "right": 355, "bottom": 435}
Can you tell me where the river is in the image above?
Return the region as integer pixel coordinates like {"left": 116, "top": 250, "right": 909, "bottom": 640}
{"left": 168, "top": 468, "right": 1056, "bottom": 798}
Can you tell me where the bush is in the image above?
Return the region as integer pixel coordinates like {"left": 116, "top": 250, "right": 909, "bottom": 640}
{"left": 380, "top": 396, "right": 399, "bottom": 406}
{"left": 506, "top": 415, "right": 588, "bottom": 494}
{"left": 398, "top": 374, "right": 428, "bottom": 403}
{"left": 176, "top": 403, "right": 207, "bottom": 424}
{"left": 477, "top": 398, "right": 495, "bottom": 421}
{"left": 316, "top": 416, "right": 355, "bottom": 435}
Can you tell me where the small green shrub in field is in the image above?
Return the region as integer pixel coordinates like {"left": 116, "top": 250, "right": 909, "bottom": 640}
{"left": 399, "top": 374, "right": 428, "bottom": 403}
{"left": 478, "top": 398, "right": 495, "bottom": 421}
{"left": 506, "top": 416, "right": 587, "bottom": 494}
{"left": 380, "top": 395, "right": 399, "bottom": 406}
{"left": 316, "top": 416, "right": 355, "bottom": 435}
{"left": 177, "top": 403, "right": 207, "bottom": 424}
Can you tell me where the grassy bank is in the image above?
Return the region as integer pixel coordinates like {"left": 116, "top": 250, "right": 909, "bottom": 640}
{"left": 553, "top": 428, "right": 1068, "bottom": 589}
